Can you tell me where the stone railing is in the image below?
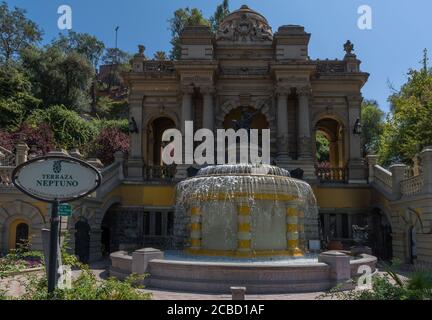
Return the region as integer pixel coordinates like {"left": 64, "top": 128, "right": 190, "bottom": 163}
{"left": 96, "top": 152, "right": 125, "bottom": 198}
{"left": 400, "top": 175, "right": 424, "bottom": 197}
{"left": 367, "top": 146, "right": 432, "bottom": 198}
{"left": 142, "top": 61, "right": 175, "bottom": 74}
{"left": 0, "top": 146, "right": 16, "bottom": 166}
{"left": 0, "top": 166, "right": 14, "bottom": 187}
{"left": 143, "top": 165, "right": 176, "bottom": 181}
{"left": 373, "top": 165, "right": 393, "bottom": 194}
{"left": 315, "top": 167, "right": 348, "bottom": 183}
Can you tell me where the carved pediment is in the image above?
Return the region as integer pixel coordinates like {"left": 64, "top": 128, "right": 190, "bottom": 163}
{"left": 216, "top": 5, "right": 273, "bottom": 43}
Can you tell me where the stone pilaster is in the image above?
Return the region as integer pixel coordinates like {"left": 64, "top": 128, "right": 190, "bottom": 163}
{"left": 420, "top": 146, "right": 432, "bottom": 194}
{"left": 366, "top": 155, "right": 378, "bottom": 183}
{"left": 127, "top": 97, "right": 143, "bottom": 180}
{"left": 286, "top": 204, "right": 301, "bottom": 255}
{"left": 347, "top": 95, "right": 367, "bottom": 183}
{"left": 202, "top": 87, "right": 215, "bottom": 132}
{"left": 189, "top": 207, "right": 202, "bottom": 250}
{"left": 276, "top": 87, "right": 291, "bottom": 166}
{"left": 15, "top": 142, "right": 29, "bottom": 166}
{"left": 297, "top": 86, "right": 313, "bottom": 160}
{"left": 176, "top": 86, "right": 194, "bottom": 180}
{"left": 237, "top": 205, "right": 252, "bottom": 255}
{"left": 390, "top": 164, "right": 407, "bottom": 199}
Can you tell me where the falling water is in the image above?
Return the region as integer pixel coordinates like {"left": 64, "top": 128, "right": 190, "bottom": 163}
{"left": 176, "top": 164, "right": 318, "bottom": 257}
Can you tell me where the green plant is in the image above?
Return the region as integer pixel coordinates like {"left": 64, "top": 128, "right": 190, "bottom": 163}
{"left": 19, "top": 266, "right": 151, "bottom": 300}
{"left": 318, "top": 261, "right": 432, "bottom": 300}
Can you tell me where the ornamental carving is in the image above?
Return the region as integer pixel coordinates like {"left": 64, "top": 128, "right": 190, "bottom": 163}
{"left": 216, "top": 11, "right": 273, "bottom": 42}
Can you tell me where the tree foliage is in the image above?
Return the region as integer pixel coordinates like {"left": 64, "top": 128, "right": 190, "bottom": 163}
{"left": 0, "top": 63, "right": 40, "bottom": 129}
{"left": 21, "top": 46, "right": 94, "bottom": 111}
{"left": 361, "top": 100, "right": 384, "bottom": 156}
{"left": 316, "top": 131, "right": 330, "bottom": 163}
{"left": 379, "top": 57, "right": 432, "bottom": 166}
{"left": 52, "top": 31, "right": 105, "bottom": 69}
{"left": 0, "top": 1, "right": 42, "bottom": 62}
{"left": 168, "top": 8, "right": 209, "bottom": 60}
{"left": 209, "top": 0, "right": 230, "bottom": 32}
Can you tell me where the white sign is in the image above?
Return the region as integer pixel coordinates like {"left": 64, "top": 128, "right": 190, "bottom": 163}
{"left": 12, "top": 156, "right": 101, "bottom": 202}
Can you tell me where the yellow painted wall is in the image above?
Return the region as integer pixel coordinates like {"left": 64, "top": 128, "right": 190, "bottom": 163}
{"left": 108, "top": 185, "right": 176, "bottom": 207}
{"left": 313, "top": 186, "right": 372, "bottom": 208}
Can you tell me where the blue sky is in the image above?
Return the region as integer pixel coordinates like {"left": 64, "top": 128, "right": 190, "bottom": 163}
{"left": 6, "top": 0, "right": 432, "bottom": 113}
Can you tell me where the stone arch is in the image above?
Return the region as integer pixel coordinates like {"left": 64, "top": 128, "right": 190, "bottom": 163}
{"left": 216, "top": 97, "right": 277, "bottom": 152}
{"left": 313, "top": 112, "right": 348, "bottom": 167}
{"left": 143, "top": 113, "right": 178, "bottom": 166}
{"left": 0, "top": 200, "right": 46, "bottom": 253}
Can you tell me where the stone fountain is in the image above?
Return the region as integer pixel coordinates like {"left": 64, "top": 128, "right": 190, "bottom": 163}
{"left": 175, "top": 164, "right": 319, "bottom": 257}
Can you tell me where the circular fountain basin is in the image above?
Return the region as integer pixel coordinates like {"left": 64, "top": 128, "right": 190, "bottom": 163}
{"left": 145, "top": 251, "right": 377, "bottom": 294}
{"left": 176, "top": 164, "right": 319, "bottom": 257}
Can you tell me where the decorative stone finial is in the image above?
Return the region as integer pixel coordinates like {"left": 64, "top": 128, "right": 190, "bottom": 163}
{"left": 343, "top": 40, "right": 355, "bottom": 56}
{"left": 137, "top": 45, "right": 145, "bottom": 56}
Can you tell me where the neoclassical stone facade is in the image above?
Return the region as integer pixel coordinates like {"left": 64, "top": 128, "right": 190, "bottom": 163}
{"left": 1, "top": 5, "right": 431, "bottom": 265}
{"left": 124, "top": 5, "right": 368, "bottom": 183}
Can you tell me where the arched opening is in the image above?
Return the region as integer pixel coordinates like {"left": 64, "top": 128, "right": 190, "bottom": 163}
{"left": 369, "top": 208, "right": 393, "bottom": 261}
{"left": 15, "top": 223, "right": 29, "bottom": 249}
{"left": 101, "top": 205, "right": 118, "bottom": 256}
{"left": 315, "top": 118, "right": 346, "bottom": 182}
{"left": 148, "top": 117, "right": 176, "bottom": 166}
{"left": 222, "top": 106, "right": 269, "bottom": 163}
{"left": 408, "top": 226, "right": 417, "bottom": 264}
{"left": 7, "top": 219, "right": 29, "bottom": 250}
{"left": 74, "top": 218, "right": 91, "bottom": 264}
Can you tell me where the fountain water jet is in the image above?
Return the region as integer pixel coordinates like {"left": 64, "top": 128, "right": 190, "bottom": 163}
{"left": 175, "top": 164, "right": 319, "bottom": 257}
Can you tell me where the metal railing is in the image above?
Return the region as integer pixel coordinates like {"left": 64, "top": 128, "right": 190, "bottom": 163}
{"left": 143, "top": 165, "right": 176, "bottom": 181}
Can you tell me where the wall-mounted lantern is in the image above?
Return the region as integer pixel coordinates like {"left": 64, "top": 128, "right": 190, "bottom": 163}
{"left": 353, "top": 118, "right": 362, "bottom": 135}
{"left": 128, "top": 117, "right": 139, "bottom": 134}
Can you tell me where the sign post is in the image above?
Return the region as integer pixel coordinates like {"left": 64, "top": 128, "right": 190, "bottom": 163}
{"left": 12, "top": 155, "right": 102, "bottom": 294}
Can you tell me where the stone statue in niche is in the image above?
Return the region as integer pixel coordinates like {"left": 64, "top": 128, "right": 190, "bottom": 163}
{"left": 231, "top": 106, "right": 263, "bottom": 132}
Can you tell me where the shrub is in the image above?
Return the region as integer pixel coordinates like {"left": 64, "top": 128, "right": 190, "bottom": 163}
{"left": 27, "top": 105, "right": 98, "bottom": 150}
{"left": 19, "top": 266, "right": 150, "bottom": 300}
{"left": 0, "top": 130, "right": 14, "bottom": 150}
{"left": 87, "top": 127, "right": 129, "bottom": 165}
{"left": 15, "top": 122, "right": 54, "bottom": 154}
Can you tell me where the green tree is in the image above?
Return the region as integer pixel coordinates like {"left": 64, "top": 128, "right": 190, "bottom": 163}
{"left": 361, "top": 99, "right": 384, "bottom": 156}
{"left": 316, "top": 131, "right": 330, "bottom": 163}
{"left": 52, "top": 31, "right": 105, "bottom": 69}
{"left": 0, "top": 1, "right": 42, "bottom": 63}
{"left": 168, "top": 8, "right": 209, "bottom": 60}
{"left": 21, "top": 46, "right": 94, "bottom": 111}
{"left": 0, "top": 63, "right": 40, "bottom": 129}
{"left": 52, "top": 31, "right": 105, "bottom": 113}
{"left": 379, "top": 51, "right": 432, "bottom": 166}
{"left": 101, "top": 48, "right": 131, "bottom": 91}
{"left": 209, "top": 0, "right": 230, "bottom": 32}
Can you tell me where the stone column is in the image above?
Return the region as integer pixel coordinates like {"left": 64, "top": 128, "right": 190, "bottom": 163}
{"left": 127, "top": 97, "right": 143, "bottom": 179}
{"left": 276, "top": 88, "right": 290, "bottom": 164}
{"left": 297, "top": 86, "right": 313, "bottom": 159}
{"left": 202, "top": 87, "right": 215, "bottom": 132}
{"left": 237, "top": 205, "right": 252, "bottom": 255}
{"left": 347, "top": 95, "right": 366, "bottom": 183}
{"left": 420, "top": 146, "right": 432, "bottom": 194}
{"left": 189, "top": 207, "right": 202, "bottom": 251}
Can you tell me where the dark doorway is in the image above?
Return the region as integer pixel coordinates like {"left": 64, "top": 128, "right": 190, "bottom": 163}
{"left": 15, "top": 223, "right": 29, "bottom": 248}
{"left": 74, "top": 219, "right": 90, "bottom": 264}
